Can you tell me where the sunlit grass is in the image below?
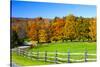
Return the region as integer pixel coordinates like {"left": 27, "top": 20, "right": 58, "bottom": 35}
{"left": 12, "top": 42, "right": 96, "bottom": 66}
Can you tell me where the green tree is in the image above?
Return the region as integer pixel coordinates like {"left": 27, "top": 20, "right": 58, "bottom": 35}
{"left": 11, "top": 30, "right": 19, "bottom": 48}
{"left": 76, "top": 17, "right": 90, "bottom": 41}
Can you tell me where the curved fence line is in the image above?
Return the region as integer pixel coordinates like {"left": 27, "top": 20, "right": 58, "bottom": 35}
{"left": 14, "top": 48, "right": 96, "bottom": 64}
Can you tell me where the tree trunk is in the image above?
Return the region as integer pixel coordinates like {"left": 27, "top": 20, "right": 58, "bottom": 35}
{"left": 36, "top": 29, "right": 39, "bottom": 43}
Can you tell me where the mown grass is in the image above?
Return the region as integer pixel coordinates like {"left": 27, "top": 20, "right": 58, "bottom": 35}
{"left": 29, "top": 42, "right": 96, "bottom": 63}
{"left": 12, "top": 42, "right": 96, "bottom": 66}
{"left": 12, "top": 52, "right": 53, "bottom": 66}
{"left": 30, "top": 42, "right": 96, "bottom": 53}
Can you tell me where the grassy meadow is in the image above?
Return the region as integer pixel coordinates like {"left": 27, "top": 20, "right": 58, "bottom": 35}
{"left": 30, "top": 42, "right": 96, "bottom": 53}
{"left": 12, "top": 42, "right": 96, "bottom": 66}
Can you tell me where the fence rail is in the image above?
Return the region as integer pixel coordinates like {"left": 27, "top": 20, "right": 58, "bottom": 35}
{"left": 14, "top": 48, "right": 96, "bottom": 64}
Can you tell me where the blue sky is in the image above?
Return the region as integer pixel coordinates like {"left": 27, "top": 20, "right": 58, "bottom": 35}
{"left": 11, "top": 0, "right": 96, "bottom": 18}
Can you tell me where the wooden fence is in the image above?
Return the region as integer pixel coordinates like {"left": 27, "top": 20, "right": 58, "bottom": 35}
{"left": 15, "top": 48, "right": 96, "bottom": 64}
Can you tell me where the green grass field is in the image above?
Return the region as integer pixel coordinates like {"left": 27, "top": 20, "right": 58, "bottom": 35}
{"left": 30, "top": 42, "right": 96, "bottom": 53}
{"left": 12, "top": 42, "right": 96, "bottom": 66}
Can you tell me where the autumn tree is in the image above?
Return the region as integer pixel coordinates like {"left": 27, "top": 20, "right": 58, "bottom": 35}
{"left": 27, "top": 18, "right": 41, "bottom": 43}
{"left": 51, "top": 17, "right": 65, "bottom": 42}
{"left": 44, "top": 19, "right": 52, "bottom": 43}
{"left": 89, "top": 18, "right": 96, "bottom": 41}
{"left": 27, "top": 20, "right": 37, "bottom": 41}
{"left": 11, "top": 15, "right": 96, "bottom": 44}
{"left": 76, "top": 17, "right": 90, "bottom": 41}
{"left": 64, "top": 14, "right": 76, "bottom": 41}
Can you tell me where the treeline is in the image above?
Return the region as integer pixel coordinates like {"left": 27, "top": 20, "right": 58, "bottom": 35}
{"left": 11, "top": 14, "right": 96, "bottom": 47}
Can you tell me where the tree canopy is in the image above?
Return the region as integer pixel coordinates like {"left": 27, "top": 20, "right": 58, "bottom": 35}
{"left": 11, "top": 14, "right": 96, "bottom": 46}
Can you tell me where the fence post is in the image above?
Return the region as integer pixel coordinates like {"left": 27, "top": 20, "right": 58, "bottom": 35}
{"left": 16, "top": 48, "right": 19, "bottom": 55}
{"left": 37, "top": 50, "right": 39, "bottom": 60}
{"left": 85, "top": 50, "right": 88, "bottom": 62}
{"left": 28, "top": 51, "right": 31, "bottom": 59}
{"left": 67, "top": 49, "right": 70, "bottom": 63}
{"left": 21, "top": 49, "right": 24, "bottom": 56}
{"left": 30, "top": 51, "right": 33, "bottom": 60}
{"left": 45, "top": 51, "right": 47, "bottom": 62}
{"left": 25, "top": 50, "right": 27, "bottom": 57}
{"left": 31, "top": 51, "right": 34, "bottom": 60}
{"left": 23, "top": 49, "right": 25, "bottom": 57}
{"left": 18, "top": 48, "right": 21, "bottom": 55}
{"left": 19, "top": 49, "right": 21, "bottom": 55}
{"left": 55, "top": 50, "right": 58, "bottom": 64}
